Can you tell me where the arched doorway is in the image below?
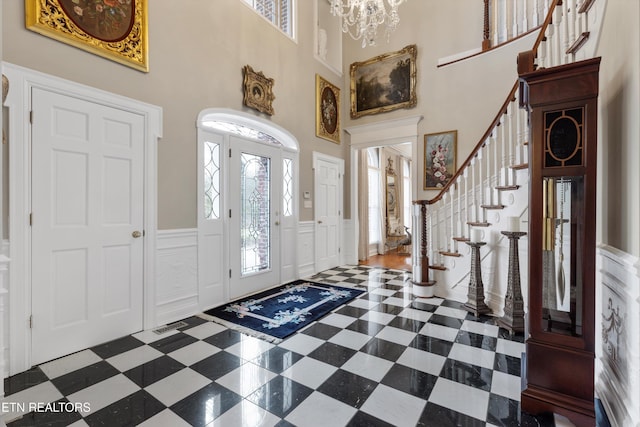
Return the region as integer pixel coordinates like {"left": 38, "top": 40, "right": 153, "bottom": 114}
{"left": 196, "top": 109, "right": 300, "bottom": 307}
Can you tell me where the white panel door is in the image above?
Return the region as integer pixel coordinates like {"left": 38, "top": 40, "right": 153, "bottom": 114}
{"left": 229, "top": 136, "right": 281, "bottom": 298}
{"left": 31, "top": 88, "right": 144, "bottom": 365}
{"left": 314, "top": 155, "right": 341, "bottom": 272}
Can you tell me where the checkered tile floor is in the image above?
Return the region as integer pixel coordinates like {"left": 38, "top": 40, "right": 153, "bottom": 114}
{"left": 2, "top": 266, "right": 571, "bottom": 426}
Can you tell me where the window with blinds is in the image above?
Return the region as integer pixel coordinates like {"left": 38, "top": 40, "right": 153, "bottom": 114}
{"left": 242, "top": 0, "right": 294, "bottom": 38}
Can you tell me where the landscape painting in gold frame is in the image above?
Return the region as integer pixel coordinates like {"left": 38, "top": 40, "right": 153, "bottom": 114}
{"left": 315, "top": 75, "right": 340, "bottom": 144}
{"left": 350, "top": 44, "right": 417, "bottom": 119}
{"left": 25, "top": 0, "right": 149, "bottom": 72}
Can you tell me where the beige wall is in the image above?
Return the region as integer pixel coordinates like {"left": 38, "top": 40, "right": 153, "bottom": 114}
{"left": 341, "top": 0, "right": 536, "bottom": 202}
{"left": 596, "top": 0, "right": 640, "bottom": 257}
{"left": 2, "top": 0, "right": 349, "bottom": 227}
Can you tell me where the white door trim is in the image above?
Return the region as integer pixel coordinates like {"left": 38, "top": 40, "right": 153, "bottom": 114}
{"left": 345, "top": 115, "right": 423, "bottom": 269}
{"left": 3, "top": 62, "right": 162, "bottom": 375}
{"left": 312, "top": 151, "right": 344, "bottom": 271}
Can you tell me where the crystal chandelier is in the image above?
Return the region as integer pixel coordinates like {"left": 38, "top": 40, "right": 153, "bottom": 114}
{"left": 329, "top": 0, "right": 406, "bottom": 48}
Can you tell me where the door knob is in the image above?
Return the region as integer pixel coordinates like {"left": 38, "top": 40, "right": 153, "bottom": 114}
{"left": 132, "top": 230, "right": 142, "bottom": 238}
{"left": 318, "top": 220, "right": 323, "bottom": 224}
{"left": 275, "top": 221, "right": 280, "bottom": 226}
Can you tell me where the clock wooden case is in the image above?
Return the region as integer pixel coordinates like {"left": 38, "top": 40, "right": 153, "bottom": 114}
{"left": 518, "top": 56, "right": 601, "bottom": 426}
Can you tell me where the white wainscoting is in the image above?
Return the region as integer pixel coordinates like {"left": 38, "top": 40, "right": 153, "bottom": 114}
{"left": 596, "top": 244, "right": 640, "bottom": 427}
{"left": 1, "top": 240, "right": 9, "bottom": 392}
{"left": 298, "top": 221, "right": 316, "bottom": 278}
{"left": 341, "top": 219, "right": 357, "bottom": 266}
{"left": 156, "top": 229, "right": 199, "bottom": 326}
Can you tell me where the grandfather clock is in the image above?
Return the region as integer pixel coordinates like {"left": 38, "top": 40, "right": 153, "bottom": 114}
{"left": 518, "top": 56, "right": 600, "bottom": 426}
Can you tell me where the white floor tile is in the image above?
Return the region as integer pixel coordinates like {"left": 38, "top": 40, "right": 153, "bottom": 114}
{"left": 137, "top": 409, "right": 192, "bottom": 427}
{"left": 381, "top": 296, "right": 411, "bottom": 307}
{"left": 39, "top": 350, "right": 103, "bottom": 379}
{"left": 347, "top": 298, "right": 379, "bottom": 310}
{"left": 398, "top": 307, "right": 433, "bottom": 323}
{"left": 554, "top": 413, "right": 577, "bottom": 427}
{"left": 210, "top": 400, "right": 281, "bottom": 427}
{"left": 67, "top": 420, "right": 90, "bottom": 427}
{"left": 278, "top": 333, "right": 324, "bottom": 355}
{"left": 370, "top": 288, "right": 397, "bottom": 297}
{"left": 360, "top": 311, "right": 396, "bottom": 325}
{"left": 216, "top": 363, "right": 277, "bottom": 397}
{"left": 167, "top": 340, "right": 221, "bottom": 366}
{"left": 225, "top": 338, "right": 274, "bottom": 361}
{"left": 280, "top": 357, "right": 337, "bottom": 389}
{"left": 375, "top": 326, "right": 417, "bottom": 346}
{"left": 448, "top": 343, "right": 496, "bottom": 369}
{"left": 490, "top": 371, "right": 522, "bottom": 401}
{"left": 67, "top": 374, "right": 139, "bottom": 415}
{"left": 341, "top": 352, "right": 394, "bottom": 382}
{"left": 144, "top": 368, "right": 211, "bottom": 407}
{"left": 496, "top": 338, "right": 526, "bottom": 358}
{"left": 182, "top": 321, "right": 227, "bottom": 340}
{"left": 285, "top": 391, "right": 357, "bottom": 427}
{"left": 132, "top": 329, "right": 179, "bottom": 344}
{"left": 417, "top": 297, "right": 444, "bottom": 305}
{"left": 397, "top": 347, "right": 447, "bottom": 377}
{"left": 434, "top": 305, "right": 468, "bottom": 319}
{"left": 419, "top": 323, "right": 460, "bottom": 342}
{"left": 429, "top": 378, "right": 490, "bottom": 421}
{"left": 1, "top": 382, "right": 63, "bottom": 422}
{"left": 107, "top": 345, "right": 164, "bottom": 372}
{"left": 328, "top": 329, "right": 372, "bottom": 351}
{"left": 360, "top": 384, "right": 426, "bottom": 427}
{"left": 318, "top": 313, "right": 359, "bottom": 329}
{"left": 461, "top": 319, "right": 500, "bottom": 337}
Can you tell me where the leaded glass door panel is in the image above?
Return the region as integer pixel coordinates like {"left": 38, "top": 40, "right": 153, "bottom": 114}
{"left": 229, "top": 136, "right": 281, "bottom": 298}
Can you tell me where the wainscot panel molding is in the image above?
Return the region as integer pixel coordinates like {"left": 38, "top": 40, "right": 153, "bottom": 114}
{"left": 156, "top": 229, "right": 199, "bottom": 326}
{"left": 342, "top": 219, "right": 357, "bottom": 266}
{"left": 596, "top": 244, "right": 640, "bottom": 427}
{"left": 0, "top": 248, "right": 9, "bottom": 389}
{"left": 298, "top": 221, "right": 315, "bottom": 278}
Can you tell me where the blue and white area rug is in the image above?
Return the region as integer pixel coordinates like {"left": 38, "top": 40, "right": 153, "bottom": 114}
{"left": 203, "top": 280, "right": 365, "bottom": 342}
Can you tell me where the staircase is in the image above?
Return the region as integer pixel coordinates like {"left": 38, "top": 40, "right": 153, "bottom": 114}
{"left": 412, "top": 0, "right": 605, "bottom": 313}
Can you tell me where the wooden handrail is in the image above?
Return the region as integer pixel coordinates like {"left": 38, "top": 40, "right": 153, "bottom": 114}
{"left": 422, "top": 0, "right": 562, "bottom": 206}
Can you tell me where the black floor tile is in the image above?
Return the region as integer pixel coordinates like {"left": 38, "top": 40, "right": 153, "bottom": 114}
{"left": 148, "top": 332, "right": 198, "bottom": 354}
{"left": 387, "top": 316, "right": 426, "bottom": 332}
{"left": 347, "top": 410, "right": 396, "bottom": 427}
{"left": 317, "top": 369, "right": 378, "bottom": 408}
{"left": 417, "top": 402, "right": 485, "bottom": 427}
{"left": 250, "top": 346, "right": 304, "bottom": 374}
{"left": 308, "top": 342, "right": 357, "bottom": 367}
{"left": 373, "top": 303, "right": 404, "bottom": 315}
{"left": 381, "top": 364, "right": 438, "bottom": 399}
{"left": 334, "top": 305, "right": 369, "bottom": 318}
{"left": 301, "top": 322, "right": 342, "bottom": 340}
{"left": 7, "top": 398, "right": 83, "bottom": 427}
{"left": 177, "top": 315, "right": 209, "bottom": 331}
{"left": 359, "top": 338, "right": 406, "bottom": 362}
{"left": 494, "top": 353, "right": 522, "bottom": 376}
{"left": 440, "top": 358, "right": 494, "bottom": 391}
{"left": 428, "top": 313, "right": 465, "bottom": 329}
{"left": 122, "top": 355, "right": 185, "bottom": 388}
{"left": 171, "top": 382, "right": 242, "bottom": 426}
{"left": 91, "top": 335, "right": 145, "bottom": 359}
{"left": 84, "top": 390, "right": 165, "bottom": 427}
{"left": 486, "top": 393, "right": 523, "bottom": 427}
{"left": 246, "top": 376, "right": 313, "bottom": 418}
{"left": 51, "top": 361, "right": 119, "bottom": 396}
{"left": 346, "top": 319, "right": 386, "bottom": 336}
{"left": 455, "top": 330, "right": 498, "bottom": 351}
{"left": 410, "top": 335, "right": 454, "bottom": 358}
{"left": 190, "top": 351, "right": 243, "bottom": 381}
{"left": 411, "top": 301, "right": 439, "bottom": 312}
{"left": 3, "top": 367, "right": 49, "bottom": 396}
{"left": 203, "top": 329, "right": 244, "bottom": 349}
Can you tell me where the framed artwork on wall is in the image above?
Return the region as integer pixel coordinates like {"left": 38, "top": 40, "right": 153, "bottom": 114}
{"left": 424, "top": 130, "right": 457, "bottom": 190}
{"left": 349, "top": 44, "right": 417, "bottom": 119}
{"left": 243, "top": 65, "right": 275, "bottom": 116}
{"left": 25, "top": 0, "right": 149, "bottom": 72}
{"left": 315, "top": 74, "right": 340, "bottom": 144}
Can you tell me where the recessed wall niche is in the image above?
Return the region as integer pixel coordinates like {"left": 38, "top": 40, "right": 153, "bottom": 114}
{"left": 315, "top": 0, "right": 343, "bottom": 76}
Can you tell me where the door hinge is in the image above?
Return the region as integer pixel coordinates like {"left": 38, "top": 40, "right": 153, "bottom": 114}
{"left": 338, "top": 247, "right": 341, "bottom": 253}
{"left": 29, "top": 315, "right": 33, "bottom": 329}
{"left": 229, "top": 209, "right": 232, "bottom": 218}
{"left": 229, "top": 148, "right": 232, "bottom": 158}
{"left": 29, "top": 111, "right": 33, "bottom": 124}
{"left": 229, "top": 269, "right": 232, "bottom": 278}
{"left": 29, "top": 213, "right": 33, "bottom": 226}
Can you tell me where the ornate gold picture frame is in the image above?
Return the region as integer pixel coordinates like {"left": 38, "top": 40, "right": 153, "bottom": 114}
{"left": 424, "top": 130, "right": 457, "bottom": 190}
{"left": 25, "top": 0, "right": 149, "bottom": 72}
{"left": 315, "top": 75, "right": 340, "bottom": 144}
{"left": 350, "top": 44, "right": 417, "bottom": 119}
{"left": 243, "top": 65, "right": 275, "bottom": 116}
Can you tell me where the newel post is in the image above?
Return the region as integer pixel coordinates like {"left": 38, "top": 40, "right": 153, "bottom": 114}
{"left": 412, "top": 200, "right": 436, "bottom": 297}
{"left": 483, "top": 0, "right": 491, "bottom": 51}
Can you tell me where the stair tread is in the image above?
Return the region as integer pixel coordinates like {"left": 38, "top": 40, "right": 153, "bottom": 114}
{"left": 481, "top": 204, "right": 505, "bottom": 210}
{"left": 453, "top": 237, "right": 470, "bottom": 242}
{"left": 511, "top": 163, "right": 529, "bottom": 170}
{"left": 440, "top": 251, "right": 462, "bottom": 258}
{"left": 496, "top": 185, "right": 520, "bottom": 191}
{"left": 429, "top": 265, "right": 447, "bottom": 271}
{"left": 467, "top": 222, "right": 492, "bottom": 227}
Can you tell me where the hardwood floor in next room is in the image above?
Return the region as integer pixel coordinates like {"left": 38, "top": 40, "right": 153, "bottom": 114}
{"left": 359, "top": 252, "right": 412, "bottom": 271}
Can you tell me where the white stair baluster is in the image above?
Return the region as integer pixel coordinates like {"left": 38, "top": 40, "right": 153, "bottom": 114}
{"left": 449, "top": 187, "right": 456, "bottom": 252}
{"left": 463, "top": 169, "right": 469, "bottom": 238}
{"left": 523, "top": 0, "right": 529, "bottom": 32}
{"left": 457, "top": 177, "right": 463, "bottom": 239}
{"left": 512, "top": 0, "right": 518, "bottom": 39}
{"left": 554, "top": 3, "right": 563, "bottom": 66}
{"left": 471, "top": 158, "right": 478, "bottom": 223}
{"left": 532, "top": 0, "right": 540, "bottom": 27}
{"left": 478, "top": 148, "right": 486, "bottom": 222}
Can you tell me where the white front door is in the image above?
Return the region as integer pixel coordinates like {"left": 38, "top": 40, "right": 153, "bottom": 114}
{"left": 229, "top": 136, "right": 281, "bottom": 298}
{"left": 314, "top": 154, "right": 342, "bottom": 272}
{"left": 31, "top": 88, "right": 144, "bottom": 365}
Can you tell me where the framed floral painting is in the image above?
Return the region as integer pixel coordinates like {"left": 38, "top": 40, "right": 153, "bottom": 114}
{"left": 25, "top": 0, "right": 149, "bottom": 72}
{"left": 315, "top": 74, "right": 340, "bottom": 144}
{"left": 424, "top": 130, "right": 457, "bottom": 190}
